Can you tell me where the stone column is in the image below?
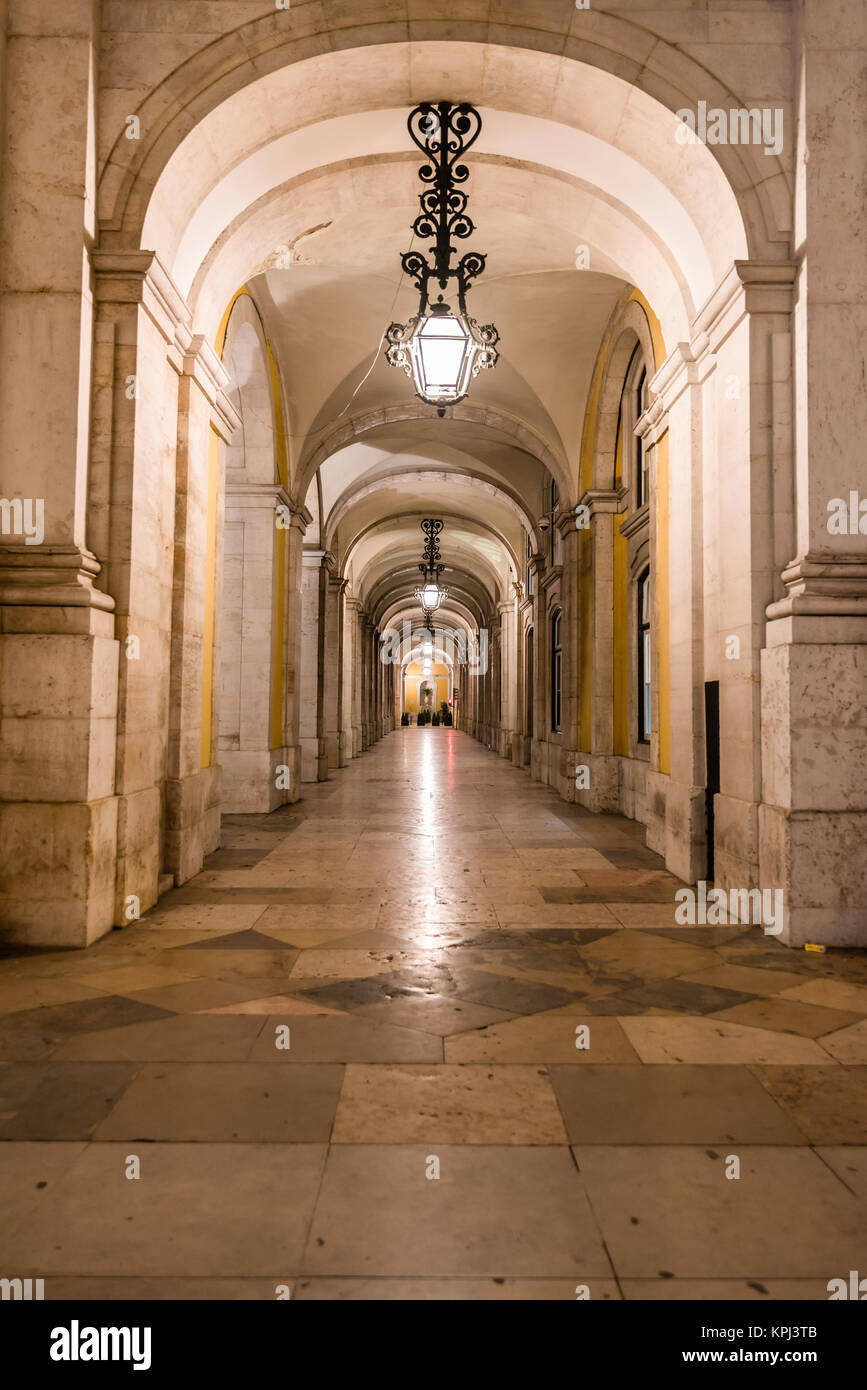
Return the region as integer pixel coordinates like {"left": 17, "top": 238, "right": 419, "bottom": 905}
{"left": 559, "top": 521, "right": 580, "bottom": 800}
{"left": 343, "top": 596, "right": 360, "bottom": 761}
{"left": 688, "top": 265, "right": 797, "bottom": 911}
{"left": 92, "top": 253, "right": 236, "bottom": 920}
{"left": 362, "top": 619, "right": 375, "bottom": 749}
{"left": 351, "top": 603, "right": 365, "bottom": 755}
{"left": 218, "top": 478, "right": 291, "bottom": 813}
{"left": 299, "top": 549, "right": 324, "bottom": 782}
{"left": 639, "top": 345, "right": 708, "bottom": 882}
{"left": 759, "top": 6, "right": 867, "bottom": 945}
{"left": 0, "top": 7, "right": 117, "bottom": 946}
{"left": 282, "top": 507, "right": 311, "bottom": 803}
{"left": 528, "top": 554, "right": 546, "bottom": 780}
{"left": 497, "top": 598, "right": 515, "bottom": 760}
{"left": 569, "top": 493, "right": 623, "bottom": 811}
{"left": 322, "top": 566, "right": 346, "bottom": 771}
{"left": 165, "top": 333, "right": 240, "bottom": 880}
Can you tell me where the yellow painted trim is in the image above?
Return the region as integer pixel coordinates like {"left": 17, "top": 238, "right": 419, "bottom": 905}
{"left": 627, "top": 287, "right": 666, "bottom": 371}
{"left": 265, "top": 340, "right": 289, "bottom": 490}
{"left": 612, "top": 418, "right": 629, "bottom": 756}
{"left": 214, "top": 285, "right": 250, "bottom": 360}
{"left": 200, "top": 427, "right": 220, "bottom": 768}
{"left": 655, "top": 431, "right": 671, "bottom": 775}
{"left": 578, "top": 325, "right": 612, "bottom": 496}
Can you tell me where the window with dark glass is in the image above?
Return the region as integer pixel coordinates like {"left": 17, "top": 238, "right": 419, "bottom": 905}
{"left": 638, "top": 569, "right": 651, "bottom": 742}
{"left": 550, "top": 608, "right": 562, "bottom": 732}
{"left": 635, "top": 367, "right": 649, "bottom": 508}
{"left": 549, "top": 479, "right": 560, "bottom": 563}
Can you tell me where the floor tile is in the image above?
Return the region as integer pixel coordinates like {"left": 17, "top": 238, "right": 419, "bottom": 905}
{"left": 93, "top": 1063, "right": 344, "bottom": 1142}
{"left": 0, "top": 995, "right": 176, "bottom": 1059}
{"left": 293, "top": 1276, "right": 612, "bottom": 1299}
{"left": 199, "top": 995, "right": 345, "bottom": 1016}
{"left": 50, "top": 1014, "right": 266, "bottom": 1062}
{"left": 0, "top": 1142, "right": 327, "bottom": 1275}
{"left": 777, "top": 979, "right": 867, "bottom": 1014}
{"left": 332, "top": 1064, "right": 567, "bottom": 1144}
{"left": 816, "top": 1019, "right": 867, "bottom": 1063}
{"left": 750, "top": 1067, "right": 867, "bottom": 1144}
{"left": 247, "top": 1014, "right": 442, "bottom": 1063}
{"left": 577, "top": 931, "right": 716, "bottom": 980}
{"left": 621, "top": 1279, "right": 832, "bottom": 1300}
{"left": 444, "top": 1012, "right": 639, "bottom": 1064}
{"left": 814, "top": 1147, "right": 867, "bottom": 1200}
{"left": 620, "top": 1016, "right": 833, "bottom": 1065}
{"left": 355, "top": 995, "right": 516, "bottom": 1036}
{"left": 572, "top": 1145, "right": 864, "bottom": 1278}
{"left": 679, "top": 963, "right": 807, "bottom": 996}
{"left": 139, "top": 905, "right": 269, "bottom": 931}
{"left": 301, "top": 1145, "right": 613, "bottom": 1277}
{"left": 0, "top": 1062, "right": 139, "bottom": 1139}
{"left": 708, "top": 997, "right": 861, "bottom": 1038}
{"left": 549, "top": 1065, "right": 807, "bottom": 1144}
{"left": 0, "top": 977, "right": 112, "bottom": 1014}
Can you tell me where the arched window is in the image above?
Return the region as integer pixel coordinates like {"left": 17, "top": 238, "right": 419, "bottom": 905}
{"left": 635, "top": 365, "right": 649, "bottom": 508}
{"left": 550, "top": 608, "right": 562, "bottom": 732}
{"left": 623, "top": 346, "right": 650, "bottom": 510}
{"left": 526, "top": 531, "right": 533, "bottom": 596}
{"left": 525, "top": 626, "right": 534, "bottom": 737}
{"left": 637, "top": 569, "right": 651, "bottom": 742}
{"left": 549, "top": 478, "right": 562, "bottom": 566}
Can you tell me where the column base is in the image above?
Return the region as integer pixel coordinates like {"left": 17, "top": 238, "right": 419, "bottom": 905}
{"left": 759, "top": 805, "right": 867, "bottom": 947}
{"left": 163, "top": 765, "right": 220, "bottom": 888}
{"left": 220, "top": 747, "right": 292, "bottom": 813}
{"left": 0, "top": 797, "right": 118, "bottom": 946}
{"left": 300, "top": 736, "right": 319, "bottom": 783}
{"left": 572, "top": 752, "right": 620, "bottom": 813}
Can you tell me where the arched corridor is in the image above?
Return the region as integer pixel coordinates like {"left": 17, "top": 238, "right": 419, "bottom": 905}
{"left": 0, "top": 0, "right": 865, "bottom": 1313}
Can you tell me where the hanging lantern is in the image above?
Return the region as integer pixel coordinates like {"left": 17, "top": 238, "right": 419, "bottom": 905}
{"left": 386, "top": 102, "right": 499, "bottom": 417}
{"left": 413, "top": 517, "right": 449, "bottom": 613}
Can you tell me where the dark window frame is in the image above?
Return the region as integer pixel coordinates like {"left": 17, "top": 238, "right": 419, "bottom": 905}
{"left": 550, "top": 607, "right": 562, "bottom": 733}
{"left": 637, "top": 569, "right": 651, "bottom": 743}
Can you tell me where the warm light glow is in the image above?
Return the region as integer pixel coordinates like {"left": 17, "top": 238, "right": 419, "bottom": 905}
{"left": 414, "top": 582, "right": 446, "bottom": 611}
{"left": 388, "top": 306, "right": 499, "bottom": 409}
{"left": 416, "top": 314, "right": 470, "bottom": 396}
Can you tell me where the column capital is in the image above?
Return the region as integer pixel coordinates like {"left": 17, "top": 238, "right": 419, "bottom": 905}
{"left": 692, "top": 258, "right": 798, "bottom": 356}
{"left": 182, "top": 335, "right": 239, "bottom": 441}
{"left": 92, "top": 250, "right": 191, "bottom": 349}
{"left": 574, "top": 489, "right": 627, "bottom": 518}
{"left": 288, "top": 504, "right": 313, "bottom": 536}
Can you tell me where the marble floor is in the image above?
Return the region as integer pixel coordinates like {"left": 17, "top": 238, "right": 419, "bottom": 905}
{"left": 1, "top": 729, "right": 865, "bottom": 1301}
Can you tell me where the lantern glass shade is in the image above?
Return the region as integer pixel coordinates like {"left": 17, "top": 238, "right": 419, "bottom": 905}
{"left": 421, "top": 582, "right": 443, "bottom": 609}
{"left": 387, "top": 302, "right": 497, "bottom": 408}
{"left": 415, "top": 313, "right": 471, "bottom": 401}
